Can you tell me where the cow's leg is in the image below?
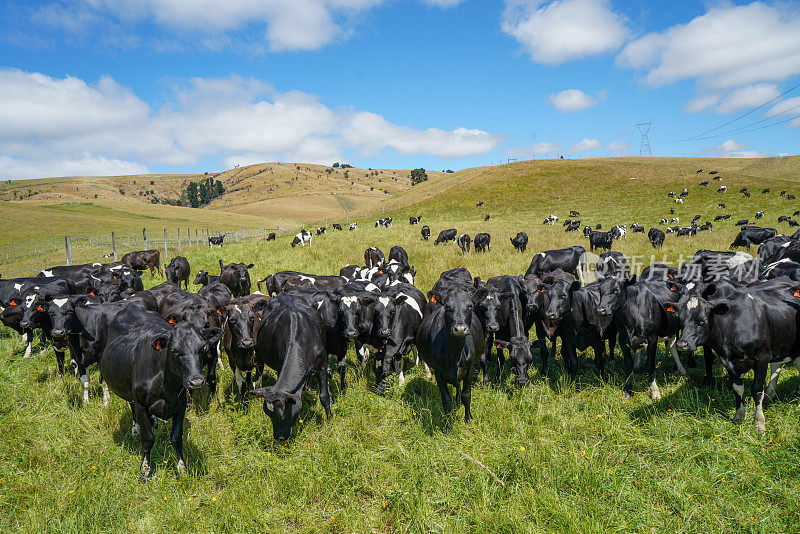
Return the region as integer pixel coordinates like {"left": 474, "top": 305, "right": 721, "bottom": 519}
{"left": 462, "top": 366, "right": 474, "bottom": 423}
{"left": 129, "top": 402, "right": 141, "bottom": 437}
{"left": 619, "top": 333, "right": 634, "bottom": 398}
{"left": 100, "top": 377, "right": 110, "bottom": 407}
{"left": 795, "top": 358, "right": 800, "bottom": 392}
{"left": 764, "top": 362, "right": 784, "bottom": 401}
{"left": 535, "top": 322, "right": 550, "bottom": 376}
{"left": 134, "top": 403, "right": 155, "bottom": 479}
{"left": 752, "top": 360, "right": 768, "bottom": 432}
{"left": 633, "top": 348, "right": 643, "bottom": 372}
{"left": 434, "top": 371, "right": 453, "bottom": 426}
{"left": 22, "top": 330, "right": 32, "bottom": 359}
{"left": 77, "top": 361, "right": 90, "bottom": 402}
{"left": 593, "top": 343, "right": 606, "bottom": 381}
{"left": 668, "top": 337, "right": 687, "bottom": 377}
{"left": 337, "top": 355, "right": 347, "bottom": 391}
{"left": 54, "top": 348, "right": 66, "bottom": 376}
{"left": 170, "top": 395, "right": 188, "bottom": 477}
{"left": 730, "top": 371, "right": 746, "bottom": 424}
{"left": 206, "top": 355, "right": 218, "bottom": 398}
{"left": 157, "top": 263, "right": 164, "bottom": 277}
{"left": 702, "top": 345, "right": 715, "bottom": 387}
{"left": 318, "top": 364, "right": 333, "bottom": 420}
{"left": 563, "top": 339, "right": 578, "bottom": 382}
{"left": 647, "top": 341, "right": 660, "bottom": 400}
{"left": 396, "top": 353, "right": 406, "bottom": 386}
{"left": 234, "top": 367, "right": 246, "bottom": 399}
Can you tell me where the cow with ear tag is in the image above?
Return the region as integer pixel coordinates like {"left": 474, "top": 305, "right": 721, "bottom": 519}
{"left": 538, "top": 269, "right": 582, "bottom": 380}
{"left": 100, "top": 304, "right": 222, "bottom": 479}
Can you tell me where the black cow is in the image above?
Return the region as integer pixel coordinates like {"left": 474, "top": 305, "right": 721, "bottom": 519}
{"left": 484, "top": 275, "right": 532, "bottom": 385}
{"left": 434, "top": 229, "right": 457, "bottom": 245}
{"left": 266, "top": 232, "right": 276, "bottom": 241}
{"left": 525, "top": 246, "right": 586, "bottom": 282}
{"left": 736, "top": 219, "right": 749, "bottom": 226}
{"left": 219, "top": 260, "right": 254, "bottom": 297}
{"left": 421, "top": 225, "right": 431, "bottom": 241}
{"left": 510, "top": 232, "right": 528, "bottom": 252}
{"left": 101, "top": 304, "right": 221, "bottom": 478}
{"left": 595, "top": 251, "right": 629, "bottom": 280}
{"left": 165, "top": 256, "right": 190, "bottom": 290}
{"left": 121, "top": 250, "right": 163, "bottom": 278}
{"left": 730, "top": 227, "right": 778, "bottom": 250}
{"left": 648, "top": 228, "right": 665, "bottom": 248}
{"left": 484, "top": 214, "right": 490, "bottom": 222}
{"left": 332, "top": 224, "right": 343, "bottom": 231}
{"left": 457, "top": 234, "right": 471, "bottom": 253}
{"left": 416, "top": 284, "right": 484, "bottom": 426}
{"left": 209, "top": 235, "right": 225, "bottom": 247}
{"left": 756, "top": 236, "right": 793, "bottom": 265}
{"left": 537, "top": 269, "right": 584, "bottom": 380}
{"left": 256, "top": 271, "right": 304, "bottom": 295}
{"left": 674, "top": 278, "right": 800, "bottom": 432}
{"left": 193, "top": 270, "right": 219, "bottom": 287}
{"left": 409, "top": 216, "right": 421, "bottom": 225}
{"left": 365, "top": 247, "right": 385, "bottom": 268}
{"left": 474, "top": 233, "right": 490, "bottom": 253}
{"left": 588, "top": 231, "right": 613, "bottom": 252}
{"left": 37, "top": 263, "right": 99, "bottom": 293}
{"left": 250, "top": 293, "right": 332, "bottom": 441}
{"left": 222, "top": 293, "right": 271, "bottom": 401}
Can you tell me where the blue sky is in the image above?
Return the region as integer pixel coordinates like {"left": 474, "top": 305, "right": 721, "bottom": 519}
{"left": 0, "top": 0, "right": 798, "bottom": 179}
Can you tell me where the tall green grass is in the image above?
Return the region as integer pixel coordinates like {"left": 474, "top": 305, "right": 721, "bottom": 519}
{"left": 2, "top": 159, "right": 800, "bottom": 533}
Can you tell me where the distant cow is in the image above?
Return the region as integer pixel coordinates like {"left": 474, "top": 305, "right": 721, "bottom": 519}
{"left": 730, "top": 227, "right": 778, "bottom": 250}
{"left": 476, "top": 201, "right": 484, "bottom": 207}
{"left": 316, "top": 227, "right": 326, "bottom": 236}
{"left": 543, "top": 215, "right": 558, "bottom": 225}
{"left": 484, "top": 214, "right": 490, "bottom": 221}
{"left": 266, "top": 232, "right": 276, "bottom": 241}
{"left": 421, "top": 225, "right": 431, "bottom": 241}
{"left": 435, "top": 229, "right": 457, "bottom": 245}
{"left": 588, "top": 231, "right": 613, "bottom": 252}
{"left": 457, "top": 234, "right": 471, "bottom": 253}
{"left": 525, "top": 246, "right": 586, "bottom": 282}
{"left": 121, "top": 250, "right": 162, "bottom": 279}
{"left": 756, "top": 211, "right": 764, "bottom": 219}
{"left": 648, "top": 227, "right": 665, "bottom": 248}
{"left": 718, "top": 186, "right": 727, "bottom": 192}
{"left": 409, "top": 216, "right": 421, "bottom": 225}
{"left": 474, "top": 233, "right": 490, "bottom": 253}
{"left": 736, "top": 219, "right": 749, "bottom": 226}
{"left": 291, "top": 230, "right": 312, "bottom": 247}
{"left": 209, "top": 235, "right": 225, "bottom": 247}
{"left": 349, "top": 223, "right": 358, "bottom": 231}
{"left": 510, "top": 232, "right": 528, "bottom": 252}
{"left": 332, "top": 224, "right": 343, "bottom": 231}
{"left": 718, "top": 203, "right": 725, "bottom": 208}
{"left": 763, "top": 188, "right": 771, "bottom": 194}
{"left": 165, "top": 256, "right": 190, "bottom": 290}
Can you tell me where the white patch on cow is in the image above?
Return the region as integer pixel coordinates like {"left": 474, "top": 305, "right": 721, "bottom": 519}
{"left": 234, "top": 305, "right": 242, "bottom": 313}
{"left": 403, "top": 273, "right": 414, "bottom": 284}
{"left": 766, "top": 363, "right": 784, "bottom": 398}
{"left": 726, "top": 252, "right": 753, "bottom": 269}
{"left": 13, "top": 283, "right": 22, "bottom": 291}
{"left": 41, "top": 270, "right": 53, "bottom": 277}
{"left": 80, "top": 371, "right": 90, "bottom": 402}
{"left": 378, "top": 296, "right": 390, "bottom": 307}
{"left": 747, "top": 294, "right": 755, "bottom": 300}
{"left": 53, "top": 298, "right": 68, "bottom": 308}
{"left": 24, "top": 295, "right": 35, "bottom": 308}
{"left": 341, "top": 296, "right": 358, "bottom": 308}
{"left": 131, "top": 421, "right": 141, "bottom": 437}
{"left": 398, "top": 369, "right": 406, "bottom": 386}
{"left": 649, "top": 378, "right": 661, "bottom": 400}
{"left": 686, "top": 283, "right": 696, "bottom": 291}
{"left": 687, "top": 297, "right": 699, "bottom": 310}
{"left": 315, "top": 301, "right": 324, "bottom": 309}
{"left": 537, "top": 252, "right": 545, "bottom": 258}
{"left": 252, "top": 291, "right": 264, "bottom": 295}
{"left": 388, "top": 279, "right": 401, "bottom": 287}
{"left": 177, "top": 459, "right": 186, "bottom": 472}
{"left": 399, "top": 294, "right": 423, "bottom": 319}
{"left": 234, "top": 368, "right": 246, "bottom": 393}
{"left": 23, "top": 340, "right": 31, "bottom": 358}
{"left": 733, "top": 382, "right": 745, "bottom": 398}
{"left": 365, "top": 283, "right": 380, "bottom": 293}
{"left": 782, "top": 241, "right": 792, "bottom": 248}
{"left": 299, "top": 275, "right": 316, "bottom": 283}
{"left": 667, "top": 337, "right": 686, "bottom": 377}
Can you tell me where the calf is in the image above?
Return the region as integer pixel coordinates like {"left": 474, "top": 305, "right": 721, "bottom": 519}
{"left": 193, "top": 269, "right": 219, "bottom": 287}
{"left": 421, "top": 225, "right": 431, "bottom": 241}
{"left": 251, "top": 293, "right": 332, "bottom": 441}
{"left": 121, "top": 250, "right": 162, "bottom": 278}
{"left": 222, "top": 293, "right": 271, "bottom": 400}
{"left": 474, "top": 233, "right": 490, "bottom": 253}
{"left": 416, "top": 285, "right": 484, "bottom": 426}
{"left": 219, "top": 260, "right": 254, "bottom": 297}
{"left": 457, "top": 234, "right": 471, "bottom": 253}
{"left": 648, "top": 228, "right": 665, "bottom": 248}
{"left": 435, "top": 229, "right": 457, "bottom": 245}
{"left": 209, "top": 235, "right": 225, "bottom": 247}
{"left": 510, "top": 232, "right": 528, "bottom": 252}
{"left": 365, "top": 247, "right": 385, "bottom": 268}
{"left": 165, "top": 256, "right": 190, "bottom": 290}
{"left": 291, "top": 230, "right": 312, "bottom": 247}
{"left": 101, "top": 304, "right": 221, "bottom": 478}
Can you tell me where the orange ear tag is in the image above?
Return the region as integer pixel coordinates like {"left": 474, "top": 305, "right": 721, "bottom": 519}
{"left": 36, "top": 305, "right": 44, "bottom": 311}
{"left": 794, "top": 290, "right": 800, "bottom": 297}
{"left": 666, "top": 306, "right": 676, "bottom": 313}
{"left": 168, "top": 317, "right": 176, "bottom": 324}
{"left": 430, "top": 295, "right": 437, "bottom": 303}
{"left": 155, "top": 340, "right": 163, "bottom": 350}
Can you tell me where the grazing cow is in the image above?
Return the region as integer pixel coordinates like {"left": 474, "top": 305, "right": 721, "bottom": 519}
{"left": 193, "top": 270, "right": 219, "bottom": 287}
{"left": 781, "top": 190, "right": 787, "bottom": 196}
{"left": 101, "top": 304, "right": 222, "bottom": 478}
{"left": 709, "top": 171, "right": 718, "bottom": 175}
{"left": 570, "top": 210, "right": 581, "bottom": 217}
{"left": 697, "top": 169, "right": 703, "bottom": 173}
{"left": 763, "top": 188, "right": 770, "bottom": 194}
{"left": 434, "top": 229, "right": 457, "bottom": 245}
{"left": 743, "top": 192, "right": 751, "bottom": 198}
{"left": 165, "top": 256, "right": 190, "bottom": 290}
{"left": 316, "top": 227, "right": 326, "bottom": 236}
{"left": 670, "top": 217, "right": 680, "bottom": 224}
{"left": 667, "top": 192, "right": 676, "bottom": 198}
{"left": 565, "top": 220, "right": 581, "bottom": 232}
{"left": 474, "top": 233, "right": 490, "bottom": 253}
{"left": 476, "top": 201, "right": 484, "bottom": 207}
{"left": 630, "top": 223, "right": 644, "bottom": 233}
{"left": 699, "top": 181, "right": 709, "bottom": 186}
{"left": 588, "top": 231, "right": 613, "bottom": 252}
{"left": 659, "top": 218, "right": 668, "bottom": 225}
{"left": 718, "top": 203, "right": 726, "bottom": 209}
{"left": 121, "top": 250, "right": 163, "bottom": 278}
{"left": 778, "top": 215, "right": 792, "bottom": 223}
{"left": 249, "top": 293, "right": 331, "bottom": 441}
{"left": 673, "top": 198, "right": 684, "bottom": 204}
{"left": 718, "top": 186, "right": 727, "bottom": 192}
{"left": 648, "top": 228, "right": 665, "bottom": 248}
{"left": 219, "top": 260, "right": 254, "bottom": 297}
{"left": 583, "top": 225, "right": 592, "bottom": 237}
{"left": 291, "top": 230, "right": 312, "bottom": 247}
{"left": 595, "top": 223, "right": 602, "bottom": 230}
{"left": 416, "top": 284, "right": 484, "bottom": 426}
{"left": 332, "top": 224, "right": 343, "bottom": 231}
{"left": 349, "top": 223, "right": 358, "bottom": 231}
{"left": 457, "top": 234, "right": 471, "bottom": 253}
{"left": 421, "top": 225, "right": 431, "bottom": 241}
{"left": 610, "top": 226, "right": 627, "bottom": 240}
{"left": 543, "top": 215, "right": 558, "bottom": 225}
{"left": 756, "top": 211, "right": 764, "bottom": 219}
{"left": 730, "top": 227, "right": 778, "bottom": 250}
{"left": 713, "top": 175, "right": 722, "bottom": 180}
{"left": 692, "top": 215, "right": 702, "bottom": 224}
{"left": 676, "top": 226, "right": 697, "bottom": 237}
{"left": 674, "top": 279, "right": 800, "bottom": 432}
{"left": 222, "top": 293, "right": 271, "bottom": 400}
{"left": 510, "top": 232, "right": 528, "bottom": 252}
{"left": 698, "top": 222, "right": 713, "bottom": 232}
{"left": 736, "top": 219, "right": 749, "bottom": 226}
{"left": 409, "top": 216, "right": 421, "bottom": 225}
{"left": 209, "top": 235, "right": 225, "bottom": 247}
{"left": 740, "top": 187, "right": 748, "bottom": 193}
{"left": 484, "top": 214, "right": 490, "bottom": 222}
{"left": 525, "top": 246, "right": 587, "bottom": 283}
{"left": 789, "top": 195, "right": 796, "bottom": 200}
{"left": 365, "top": 247, "right": 385, "bottom": 268}
{"left": 266, "top": 232, "right": 276, "bottom": 241}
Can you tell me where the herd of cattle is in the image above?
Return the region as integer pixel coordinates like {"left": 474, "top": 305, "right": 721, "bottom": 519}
{"left": 5, "top": 174, "right": 800, "bottom": 478}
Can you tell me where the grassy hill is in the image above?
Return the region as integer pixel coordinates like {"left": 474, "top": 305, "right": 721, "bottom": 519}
{"left": 1, "top": 155, "right": 800, "bottom": 532}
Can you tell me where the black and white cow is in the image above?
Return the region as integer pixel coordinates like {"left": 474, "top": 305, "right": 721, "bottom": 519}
{"left": 266, "top": 232, "right": 276, "bottom": 241}
{"left": 291, "top": 230, "right": 313, "bottom": 247}
{"left": 435, "top": 229, "right": 457, "bottom": 245}
{"left": 209, "top": 235, "right": 225, "bottom": 247}
{"left": 316, "top": 227, "right": 326, "bottom": 236}
{"left": 222, "top": 293, "right": 271, "bottom": 401}
{"left": 421, "top": 225, "right": 431, "bottom": 241}
{"left": 474, "top": 233, "right": 491, "bottom": 253}
{"left": 373, "top": 284, "right": 428, "bottom": 388}
{"left": 365, "top": 247, "right": 385, "bottom": 268}
{"left": 409, "top": 216, "right": 421, "bottom": 225}
{"left": 457, "top": 234, "right": 471, "bottom": 253}
{"left": 349, "top": 223, "right": 359, "bottom": 231}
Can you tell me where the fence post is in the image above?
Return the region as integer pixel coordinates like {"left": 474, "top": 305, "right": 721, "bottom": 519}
{"left": 164, "top": 229, "right": 168, "bottom": 258}
{"left": 177, "top": 228, "right": 181, "bottom": 252}
{"left": 112, "top": 232, "right": 118, "bottom": 261}
{"left": 234, "top": 230, "right": 238, "bottom": 243}
{"left": 143, "top": 228, "right": 148, "bottom": 250}
{"left": 64, "top": 236, "right": 73, "bottom": 266}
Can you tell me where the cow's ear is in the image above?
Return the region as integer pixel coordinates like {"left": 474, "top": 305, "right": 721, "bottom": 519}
{"left": 472, "top": 287, "right": 488, "bottom": 302}
{"left": 247, "top": 264, "right": 254, "bottom": 269}
{"left": 711, "top": 302, "right": 730, "bottom": 316}
{"left": 202, "top": 327, "right": 223, "bottom": 344}
{"left": 702, "top": 284, "right": 717, "bottom": 299}
{"left": 152, "top": 335, "right": 170, "bottom": 351}
{"left": 624, "top": 274, "right": 638, "bottom": 287}
{"left": 570, "top": 280, "right": 581, "bottom": 292}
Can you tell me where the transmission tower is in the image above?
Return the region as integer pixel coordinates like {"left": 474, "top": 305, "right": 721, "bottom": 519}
{"left": 636, "top": 121, "right": 653, "bottom": 157}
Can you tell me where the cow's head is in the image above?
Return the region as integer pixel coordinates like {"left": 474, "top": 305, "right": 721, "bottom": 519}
{"left": 19, "top": 291, "right": 46, "bottom": 329}
{"left": 473, "top": 286, "right": 502, "bottom": 333}
{"left": 193, "top": 270, "right": 209, "bottom": 286}
{"left": 155, "top": 323, "right": 222, "bottom": 391}
{"left": 596, "top": 274, "right": 636, "bottom": 316}
{"left": 372, "top": 294, "right": 396, "bottom": 338}
{"left": 442, "top": 286, "right": 474, "bottom": 337}
{"left": 332, "top": 292, "right": 376, "bottom": 339}
{"left": 541, "top": 274, "right": 580, "bottom": 336}
{"left": 251, "top": 386, "right": 302, "bottom": 441}
{"left": 45, "top": 296, "right": 85, "bottom": 339}
{"left": 496, "top": 335, "right": 533, "bottom": 385}
{"left": 673, "top": 284, "right": 724, "bottom": 351}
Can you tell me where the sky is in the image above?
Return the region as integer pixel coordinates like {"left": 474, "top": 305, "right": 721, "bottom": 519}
{"left": 0, "top": 0, "right": 799, "bottom": 179}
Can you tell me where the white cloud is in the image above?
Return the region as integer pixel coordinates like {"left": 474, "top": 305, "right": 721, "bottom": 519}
{"left": 618, "top": 2, "right": 800, "bottom": 89}
{"left": 25, "top": 0, "right": 462, "bottom": 52}
{"left": 719, "top": 139, "right": 747, "bottom": 152}
{"left": 506, "top": 142, "right": 562, "bottom": 157}
{"left": 766, "top": 95, "right": 800, "bottom": 127}
{"left": 716, "top": 84, "right": 780, "bottom": 114}
{"left": 0, "top": 69, "right": 501, "bottom": 179}
{"left": 570, "top": 138, "right": 602, "bottom": 152}
{"left": 700, "top": 139, "right": 769, "bottom": 159}
{"left": 548, "top": 89, "right": 597, "bottom": 112}
{"left": 502, "top": 0, "right": 629, "bottom": 65}
{"left": 685, "top": 94, "right": 721, "bottom": 113}
{"left": 607, "top": 141, "right": 629, "bottom": 155}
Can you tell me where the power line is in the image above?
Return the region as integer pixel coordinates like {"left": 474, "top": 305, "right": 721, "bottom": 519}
{"left": 690, "top": 113, "right": 800, "bottom": 140}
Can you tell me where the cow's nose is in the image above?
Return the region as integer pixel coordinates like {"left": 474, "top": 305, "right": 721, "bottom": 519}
{"left": 487, "top": 323, "right": 499, "bottom": 332}
{"left": 19, "top": 320, "right": 29, "bottom": 328}
{"left": 239, "top": 340, "right": 254, "bottom": 349}
{"left": 187, "top": 377, "right": 206, "bottom": 390}
{"left": 597, "top": 307, "right": 607, "bottom": 315}
{"left": 452, "top": 324, "right": 469, "bottom": 336}
{"left": 345, "top": 330, "right": 358, "bottom": 338}
{"left": 51, "top": 329, "right": 65, "bottom": 337}
{"left": 676, "top": 340, "right": 690, "bottom": 351}
{"left": 379, "top": 329, "right": 390, "bottom": 337}
{"left": 546, "top": 311, "right": 557, "bottom": 319}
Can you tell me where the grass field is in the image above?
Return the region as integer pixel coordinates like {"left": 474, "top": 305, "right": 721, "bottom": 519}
{"left": 2, "top": 157, "right": 800, "bottom": 533}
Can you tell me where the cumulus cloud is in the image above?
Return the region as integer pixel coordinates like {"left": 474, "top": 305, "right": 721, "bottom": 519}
{"left": 570, "top": 138, "right": 602, "bottom": 152}
{"left": 19, "top": 0, "right": 464, "bottom": 52}
{"left": 618, "top": 2, "right": 800, "bottom": 89}
{"left": 0, "top": 69, "right": 501, "bottom": 179}
{"left": 505, "top": 142, "right": 562, "bottom": 158}
{"left": 700, "top": 139, "right": 769, "bottom": 158}
{"left": 502, "top": 0, "right": 629, "bottom": 65}
{"left": 548, "top": 89, "right": 597, "bottom": 112}
{"left": 607, "top": 141, "right": 629, "bottom": 155}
